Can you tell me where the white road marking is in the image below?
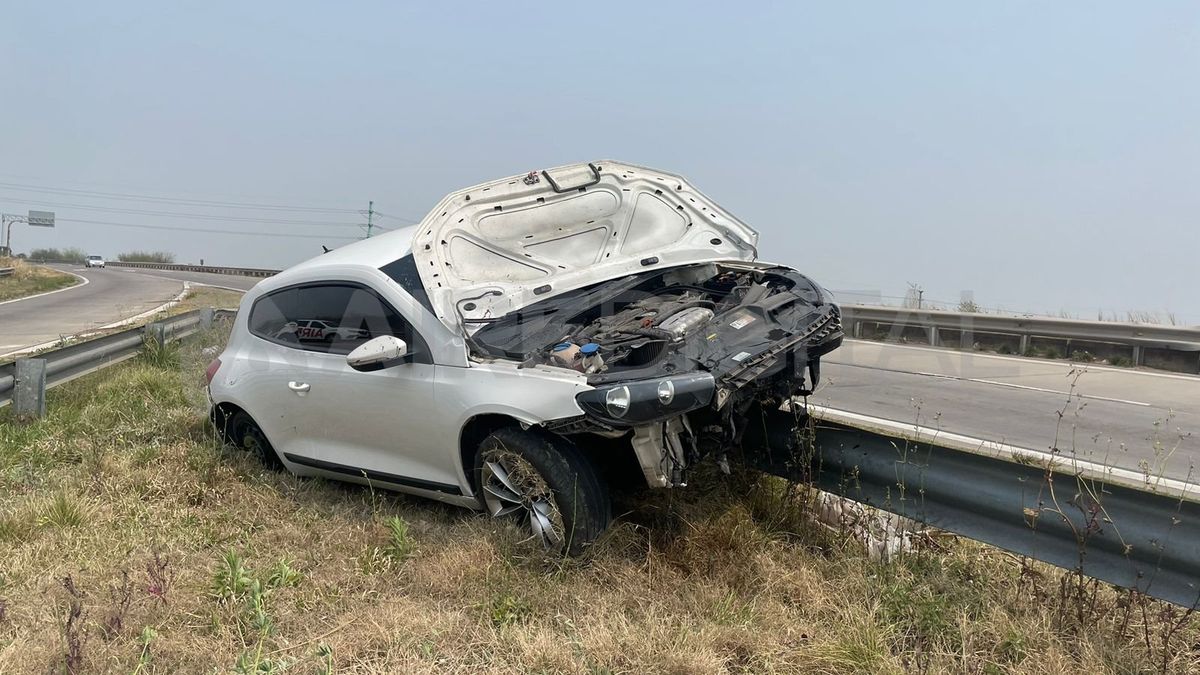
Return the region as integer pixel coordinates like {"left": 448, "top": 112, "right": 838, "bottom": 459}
{"left": 120, "top": 268, "right": 252, "bottom": 293}
{"left": 968, "top": 378, "right": 1150, "bottom": 407}
{"left": 844, "top": 338, "right": 1200, "bottom": 382}
{"left": 829, "top": 360, "right": 1152, "bottom": 407}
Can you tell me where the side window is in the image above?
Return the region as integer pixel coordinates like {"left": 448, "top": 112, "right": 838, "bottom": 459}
{"left": 248, "top": 283, "right": 430, "bottom": 362}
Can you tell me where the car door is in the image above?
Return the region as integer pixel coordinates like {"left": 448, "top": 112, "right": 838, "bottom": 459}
{"left": 242, "top": 293, "right": 331, "bottom": 464}
{"left": 255, "top": 282, "right": 453, "bottom": 492}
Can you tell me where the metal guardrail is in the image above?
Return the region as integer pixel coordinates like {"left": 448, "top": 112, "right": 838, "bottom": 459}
{"left": 842, "top": 305, "right": 1200, "bottom": 373}
{"left": 752, "top": 406, "right": 1200, "bottom": 608}
{"left": 0, "top": 267, "right": 12, "bottom": 278}
{"left": 0, "top": 308, "right": 234, "bottom": 411}
{"left": 106, "top": 261, "right": 280, "bottom": 277}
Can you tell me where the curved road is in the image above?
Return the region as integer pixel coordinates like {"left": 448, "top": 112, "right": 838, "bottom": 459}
{"left": 0, "top": 265, "right": 262, "bottom": 356}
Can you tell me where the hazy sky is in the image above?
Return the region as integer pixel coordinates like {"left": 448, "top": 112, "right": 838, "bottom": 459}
{"left": 3, "top": 3, "right": 1197, "bottom": 322}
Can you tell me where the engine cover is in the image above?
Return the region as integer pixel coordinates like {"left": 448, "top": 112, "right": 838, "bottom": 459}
{"left": 658, "top": 307, "right": 715, "bottom": 340}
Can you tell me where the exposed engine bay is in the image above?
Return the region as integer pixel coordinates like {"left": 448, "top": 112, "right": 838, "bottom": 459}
{"left": 471, "top": 262, "right": 842, "bottom": 390}
{"left": 469, "top": 261, "right": 843, "bottom": 489}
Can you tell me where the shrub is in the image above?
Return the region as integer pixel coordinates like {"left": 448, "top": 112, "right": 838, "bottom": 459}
{"left": 27, "top": 247, "right": 87, "bottom": 263}
{"left": 118, "top": 251, "right": 175, "bottom": 263}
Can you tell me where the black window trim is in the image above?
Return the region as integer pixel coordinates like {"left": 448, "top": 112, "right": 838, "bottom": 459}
{"left": 248, "top": 280, "right": 432, "bottom": 363}
{"left": 379, "top": 253, "right": 436, "bottom": 315}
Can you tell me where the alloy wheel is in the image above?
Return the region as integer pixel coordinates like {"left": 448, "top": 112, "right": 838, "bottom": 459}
{"left": 481, "top": 449, "right": 565, "bottom": 550}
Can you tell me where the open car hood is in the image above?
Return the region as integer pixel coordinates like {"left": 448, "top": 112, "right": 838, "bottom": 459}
{"left": 412, "top": 160, "right": 759, "bottom": 331}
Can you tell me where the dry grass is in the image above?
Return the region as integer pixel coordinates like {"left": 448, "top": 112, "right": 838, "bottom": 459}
{"left": 167, "top": 286, "right": 243, "bottom": 315}
{"left": 0, "top": 257, "right": 79, "bottom": 302}
{"left": 0, "top": 327, "right": 1197, "bottom": 673}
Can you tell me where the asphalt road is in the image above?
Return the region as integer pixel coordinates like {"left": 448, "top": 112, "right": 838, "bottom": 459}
{"left": 0, "top": 265, "right": 185, "bottom": 354}
{"left": 117, "top": 266, "right": 263, "bottom": 292}
{"left": 0, "top": 265, "right": 262, "bottom": 356}
{"left": 816, "top": 340, "right": 1200, "bottom": 482}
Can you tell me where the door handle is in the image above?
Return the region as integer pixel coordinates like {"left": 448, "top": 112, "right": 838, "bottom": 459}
{"left": 287, "top": 381, "right": 311, "bottom": 394}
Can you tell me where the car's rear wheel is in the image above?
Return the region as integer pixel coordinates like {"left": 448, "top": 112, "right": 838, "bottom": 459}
{"left": 475, "top": 428, "right": 610, "bottom": 555}
{"left": 226, "top": 410, "right": 282, "bottom": 469}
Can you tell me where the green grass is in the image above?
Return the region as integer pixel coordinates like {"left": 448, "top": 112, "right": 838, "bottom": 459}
{"left": 0, "top": 328, "right": 1196, "bottom": 672}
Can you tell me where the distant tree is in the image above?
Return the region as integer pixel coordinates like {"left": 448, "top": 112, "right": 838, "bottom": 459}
{"left": 27, "top": 247, "right": 86, "bottom": 263}
{"left": 118, "top": 250, "right": 176, "bottom": 264}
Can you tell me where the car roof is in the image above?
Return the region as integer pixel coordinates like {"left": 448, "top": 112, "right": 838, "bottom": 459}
{"left": 260, "top": 225, "right": 418, "bottom": 289}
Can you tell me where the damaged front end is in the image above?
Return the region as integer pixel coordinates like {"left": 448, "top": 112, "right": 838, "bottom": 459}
{"left": 470, "top": 261, "right": 843, "bottom": 488}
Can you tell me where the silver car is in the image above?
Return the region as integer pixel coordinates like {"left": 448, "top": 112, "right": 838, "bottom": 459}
{"left": 206, "top": 161, "right": 842, "bottom": 553}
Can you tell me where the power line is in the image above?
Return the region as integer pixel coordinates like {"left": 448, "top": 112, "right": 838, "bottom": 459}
{"left": 0, "top": 180, "right": 362, "bottom": 213}
{"left": 0, "top": 194, "right": 365, "bottom": 227}
{"left": 371, "top": 210, "right": 422, "bottom": 224}
{"left": 56, "top": 217, "right": 361, "bottom": 240}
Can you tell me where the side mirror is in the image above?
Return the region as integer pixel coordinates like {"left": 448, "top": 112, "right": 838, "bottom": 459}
{"left": 346, "top": 335, "right": 408, "bottom": 371}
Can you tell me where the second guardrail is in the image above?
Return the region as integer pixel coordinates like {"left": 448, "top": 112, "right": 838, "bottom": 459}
{"left": 0, "top": 308, "right": 235, "bottom": 414}
{"left": 841, "top": 305, "right": 1200, "bottom": 374}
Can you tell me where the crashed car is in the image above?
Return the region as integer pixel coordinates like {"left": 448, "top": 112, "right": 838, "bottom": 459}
{"left": 206, "top": 161, "right": 842, "bottom": 553}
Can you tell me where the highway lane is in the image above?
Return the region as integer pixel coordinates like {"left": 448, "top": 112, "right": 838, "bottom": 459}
{"left": 0, "top": 265, "right": 184, "bottom": 355}
{"left": 816, "top": 340, "right": 1200, "bottom": 482}
{"left": 115, "top": 266, "right": 262, "bottom": 291}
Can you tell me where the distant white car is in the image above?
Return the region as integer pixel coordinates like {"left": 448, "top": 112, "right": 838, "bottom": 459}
{"left": 206, "top": 161, "right": 843, "bottom": 553}
{"left": 85, "top": 255, "right": 105, "bottom": 268}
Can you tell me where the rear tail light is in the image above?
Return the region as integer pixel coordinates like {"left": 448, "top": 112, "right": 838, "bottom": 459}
{"left": 204, "top": 358, "right": 222, "bottom": 385}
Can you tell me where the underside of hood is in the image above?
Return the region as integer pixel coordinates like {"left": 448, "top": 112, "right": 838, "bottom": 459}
{"left": 411, "top": 161, "right": 759, "bottom": 330}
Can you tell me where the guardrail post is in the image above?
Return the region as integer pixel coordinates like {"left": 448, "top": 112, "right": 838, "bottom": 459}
{"left": 14, "top": 358, "right": 47, "bottom": 421}
{"left": 147, "top": 322, "right": 167, "bottom": 349}
{"left": 1019, "top": 334, "right": 1029, "bottom": 356}
{"left": 199, "top": 307, "right": 214, "bottom": 330}
{"left": 1131, "top": 345, "right": 1144, "bottom": 367}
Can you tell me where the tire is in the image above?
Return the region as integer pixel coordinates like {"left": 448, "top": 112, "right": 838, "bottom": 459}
{"left": 475, "top": 427, "right": 611, "bottom": 556}
{"left": 226, "top": 410, "right": 283, "bottom": 469}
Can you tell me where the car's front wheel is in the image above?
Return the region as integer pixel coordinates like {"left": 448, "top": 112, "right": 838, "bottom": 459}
{"left": 475, "top": 428, "right": 610, "bottom": 555}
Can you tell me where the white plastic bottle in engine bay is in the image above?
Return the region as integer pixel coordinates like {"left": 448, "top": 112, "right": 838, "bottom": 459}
{"left": 580, "top": 342, "right": 605, "bottom": 373}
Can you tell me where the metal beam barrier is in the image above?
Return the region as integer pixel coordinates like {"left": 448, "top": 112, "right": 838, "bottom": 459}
{"left": 840, "top": 305, "right": 1200, "bottom": 373}
{"left": 105, "top": 261, "right": 280, "bottom": 277}
{"left": 787, "top": 420, "right": 1200, "bottom": 608}
{"left": 0, "top": 308, "right": 236, "bottom": 409}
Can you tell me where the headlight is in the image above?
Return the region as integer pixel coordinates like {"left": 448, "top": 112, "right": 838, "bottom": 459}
{"left": 575, "top": 373, "right": 715, "bottom": 426}
{"left": 605, "top": 386, "right": 630, "bottom": 418}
